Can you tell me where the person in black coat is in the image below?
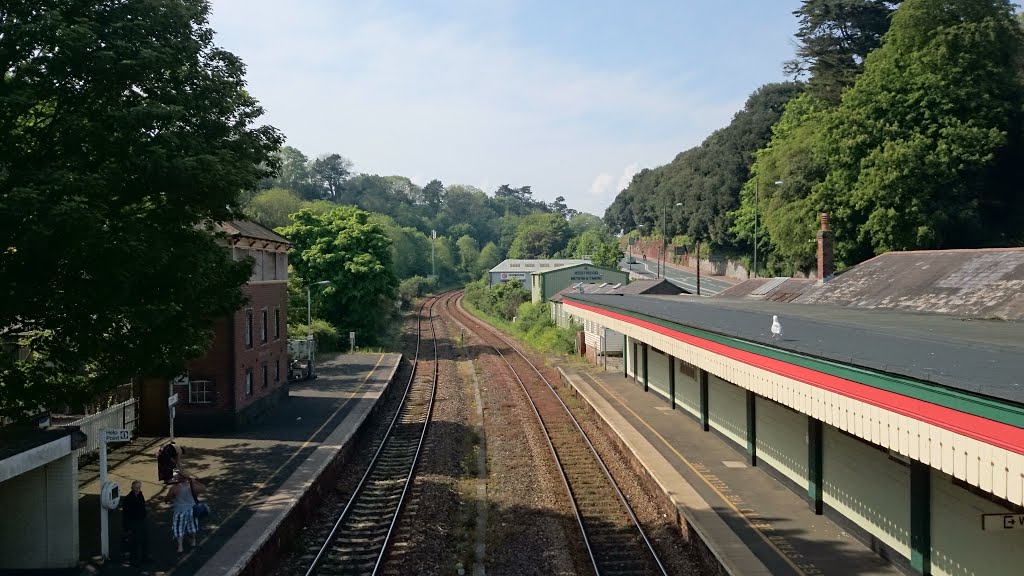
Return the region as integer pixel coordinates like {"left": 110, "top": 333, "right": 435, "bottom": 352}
{"left": 157, "top": 442, "right": 185, "bottom": 483}
{"left": 121, "top": 480, "right": 149, "bottom": 566}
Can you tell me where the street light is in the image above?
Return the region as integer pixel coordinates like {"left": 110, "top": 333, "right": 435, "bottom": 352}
{"left": 753, "top": 177, "right": 783, "bottom": 279}
{"left": 660, "top": 202, "right": 683, "bottom": 279}
{"left": 306, "top": 280, "right": 331, "bottom": 379}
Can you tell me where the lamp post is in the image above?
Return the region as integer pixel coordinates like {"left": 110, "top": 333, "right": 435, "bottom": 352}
{"left": 660, "top": 202, "right": 683, "bottom": 279}
{"left": 306, "top": 280, "right": 331, "bottom": 379}
{"left": 753, "top": 177, "right": 783, "bottom": 279}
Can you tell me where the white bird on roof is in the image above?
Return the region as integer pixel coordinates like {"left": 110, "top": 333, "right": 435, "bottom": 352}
{"left": 771, "top": 315, "right": 782, "bottom": 339}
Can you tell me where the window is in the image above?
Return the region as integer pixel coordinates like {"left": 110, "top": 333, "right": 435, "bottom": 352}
{"left": 275, "top": 359, "right": 280, "bottom": 382}
{"left": 274, "top": 307, "right": 281, "bottom": 340}
{"left": 260, "top": 308, "right": 268, "bottom": 343}
{"left": 245, "top": 309, "right": 253, "bottom": 348}
{"left": 245, "top": 369, "right": 253, "bottom": 395}
{"left": 189, "top": 380, "right": 214, "bottom": 404}
{"left": 262, "top": 363, "right": 268, "bottom": 389}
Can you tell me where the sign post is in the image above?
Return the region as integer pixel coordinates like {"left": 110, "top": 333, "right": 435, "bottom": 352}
{"left": 349, "top": 331, "right": 356, "bottom": 353}
{"left": 99, "top": 428, "right": 131, "bottom": 558}
{"left": 167, "top": 392, "right": 178, "bottom": 441}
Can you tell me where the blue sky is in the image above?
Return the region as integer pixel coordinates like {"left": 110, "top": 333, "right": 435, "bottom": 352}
{"left": 209, "top": 0, "right": 805, "bottom": 217}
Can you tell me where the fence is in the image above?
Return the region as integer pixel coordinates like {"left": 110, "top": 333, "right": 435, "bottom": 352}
{"left": 68, "top": 398, "right": 139, "bottom": 460}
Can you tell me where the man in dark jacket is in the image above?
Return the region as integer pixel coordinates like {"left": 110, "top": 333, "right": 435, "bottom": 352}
{"left": 121, "top": 480, "right": 148, "bottom": 566}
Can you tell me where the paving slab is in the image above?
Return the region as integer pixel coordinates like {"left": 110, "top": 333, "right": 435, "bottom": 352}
{"left": 561, "top": 365, "right": 903, "bottom": 576}
{"left": 75, "top": 353, "right": 400, "bottom": 576}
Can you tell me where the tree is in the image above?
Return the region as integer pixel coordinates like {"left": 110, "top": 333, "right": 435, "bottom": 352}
{"left": 310, "top": 153, "right": 353, "bottom": 201}
{"left": 591, "top": 241, "right": 624, "bottom": 269}
{"left": 456, "top": 235, "right": 481, "bottom": 276}
{"left": 785, "top": 1, "right": 900, "bottom": 101}
{"left": 0, "top": 0, "right": 281, "bottom": 420}
{"left": 245, "top": 188, "right": 305, "bottom": 229}
{"left": 278, "top": 207, "right": 398, "bottom": 345}
{"left": 420, "top": 179, "right": 445, "bottom": 214}
{"left": 272, "top": 146, "right": 318, "bottom": 199}
{"left": 476, "top": 242, "right": 503, "bottom": 277}
{"left": 508, "top": 213, "right": 572, "bottom": 259}
{"left": 815, "top": 0, "right": 1024, "bottom": 263}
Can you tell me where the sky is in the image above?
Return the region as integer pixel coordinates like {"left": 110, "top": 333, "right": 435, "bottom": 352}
{"left": 209, "top": 0, "right": 806, "bottom": 217}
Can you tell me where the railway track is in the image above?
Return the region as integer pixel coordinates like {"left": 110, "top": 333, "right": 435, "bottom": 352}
{"left": 303, "top": 294, "right": 442, "bottom": 576}
{"left": 446, "top": 291, "right": 668, "bottom": 576}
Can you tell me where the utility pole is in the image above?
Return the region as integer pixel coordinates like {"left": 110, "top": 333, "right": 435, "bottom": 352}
{"left": 696, "top": 238, "right": 701, "bottom": 296}
{"left": 431, "top": 229, "right": 436, "bottom": 280}
{"left": 754, "top": 174, "right": 759, "bottom": 279}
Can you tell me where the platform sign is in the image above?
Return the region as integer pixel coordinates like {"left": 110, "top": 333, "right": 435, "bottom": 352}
{"left": 104, "top": 428, "right": 131, "bottom": 443}
{"left": 982, "top": 513, "right": 1024, "bottom": 531}
{"left": 167, "top": 393, "right": 178, "bottom": 407}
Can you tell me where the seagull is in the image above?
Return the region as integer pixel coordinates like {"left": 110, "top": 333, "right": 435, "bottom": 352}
{"left": 771, "top": 315, "right": 783, "bottom": 339}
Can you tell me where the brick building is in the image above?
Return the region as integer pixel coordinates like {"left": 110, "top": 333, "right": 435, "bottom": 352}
{"left": 140, "top": 220, "right": 292, "bottom": 434}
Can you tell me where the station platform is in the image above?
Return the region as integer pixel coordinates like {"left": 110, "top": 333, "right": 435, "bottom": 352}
{"left": 558, "top": 365, "right": 904, "bottom": 576}
{"left": 77, "top": 353, "right": 401, "bottom": 576}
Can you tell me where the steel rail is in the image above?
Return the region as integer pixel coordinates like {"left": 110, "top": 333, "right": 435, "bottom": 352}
{"left": 449, "top": 291, "right": 668, "bottom": 576}
{"left": 304, "top": 293, "right": 444, "bottom": 576}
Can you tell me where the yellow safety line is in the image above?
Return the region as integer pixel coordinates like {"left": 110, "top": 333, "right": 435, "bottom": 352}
{"left": 168, "top": 353, "right": 388, "bottom": 574}
{"left": 578, "top": 370, "right": 811, "bottom": 576}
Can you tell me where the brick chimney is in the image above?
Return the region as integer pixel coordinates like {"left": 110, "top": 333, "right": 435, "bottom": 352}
{"left": 816, "top": 212, "right": 834, "bottom": 283}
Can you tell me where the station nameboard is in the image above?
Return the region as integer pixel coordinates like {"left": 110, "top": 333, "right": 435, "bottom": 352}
{"left": 982, "top": 513, "right": 1024, "bottom": 531}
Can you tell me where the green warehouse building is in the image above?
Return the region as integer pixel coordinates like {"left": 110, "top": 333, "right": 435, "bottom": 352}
{"left": 530, "top": 263, "right": 629, "bottom": 303}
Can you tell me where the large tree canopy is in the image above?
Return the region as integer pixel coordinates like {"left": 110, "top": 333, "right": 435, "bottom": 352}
{"left": 785, "top": 0, "right": 900, "bottom": 101}
{"left": 815, "top": 0, "right": 1024, "bottom": 264}
{"left": 0, "top": 0, "right": 282, "bottom": 419}
{"left": 278, "top": 207, "right": 398, "bottom": 344}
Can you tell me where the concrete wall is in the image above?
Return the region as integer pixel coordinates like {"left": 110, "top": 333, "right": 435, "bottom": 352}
{"left": 823, "top": 426, "right": 911, "bottom": 561}
{"left": 708, "top": 375, "right": 746, "bottom": 448}
{"left": 930, "top": 469, "right": 1024, "bottom": 576}
{"left": 755, "top": 397, "right": 808, "bottom": 488}
{"left": 0, "top": 454, "right": 78, "bottom": 569}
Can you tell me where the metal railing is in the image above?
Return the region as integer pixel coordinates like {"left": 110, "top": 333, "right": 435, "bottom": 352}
{"left": 68, "top": 398, "right": 139, "bottom": 459}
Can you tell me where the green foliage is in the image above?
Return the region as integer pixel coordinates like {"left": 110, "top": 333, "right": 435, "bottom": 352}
{"left": 278, "top": 206, "right": 399, "bottom": 345}
{"left": 732, "top": 93, "right": 831, "bottom": 274}
{"left": 476, "top": 242, "right": 503, "bottom": 276}
{"left": 815, "top": 0, "right": 1024, "bottom": 263}
{"left": 785, "top": 1, "right": 900, "bottom": 101}
{"left": 508, "top": 212, "right": 572, "bottom": 258}
{"left": 604, "top": 82, "right": 802, "bottom": 250}
{"left": 288, "top": 319, "right": 341, "bottom": 352}
{"left": 455, "top": 235, "right": 481, "bottom": 276}
{"left": 591, "top": 241, "right": 625, "bottom": 269}
{"left": 0, "top": 0, "right": 281, "bottom": 419}
{"left": 245, "top": 188, "right": 305, "bottom": 229}
{"left": 398, "top": 276, "right": 437, "bottom": 309}
{"left": 463, "top": 279, "right": 530, "bottom": 322}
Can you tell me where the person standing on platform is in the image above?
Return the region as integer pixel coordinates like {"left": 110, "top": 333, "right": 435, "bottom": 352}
{"left": 121, "top": 480, "right": 149, "bottom": 566}
{"left": 164, "top": 471, "right": 205, "bottom": 554}
{"left": 157, "top": 442, "right": 185, "bottom": 484}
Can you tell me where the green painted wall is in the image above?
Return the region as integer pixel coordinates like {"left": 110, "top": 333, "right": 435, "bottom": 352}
{"left": 930, "top": 469, "right": 1024, "bottom": 576}
{"left": 647, "top": 348, "right": 669, "bottom": 398}
{"left": 708, "top": 375, "right": 747, "bottom": 448}
{"left": 531, "top": 265, "right": 630, "bottom": 303}
{"left": 755, "top": 397, "right": 809, "bottom": 488}
{"left": 824, "top": 426, "right": 911, "bottom": 560}
{"left": 676, "top": 359, "right": 700, "bottom": 418}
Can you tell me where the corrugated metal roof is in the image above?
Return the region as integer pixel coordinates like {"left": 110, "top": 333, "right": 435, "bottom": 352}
{"left": 490, "top": 259, "right": 591, "bottom": 273}
{"left": 550, "top": 279, "right": 683, "bottom": 301}
{"left": 795, "top": 247, "right": 1024, "bottom": 320}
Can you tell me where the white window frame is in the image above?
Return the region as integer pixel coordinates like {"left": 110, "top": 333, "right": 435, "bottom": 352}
{"left": 245, "top": 309, "right": 254, "bottom": 348}
{"left": 245, "top": 369, "right": 253, "bottom": 395}
{"left": 260, "top": 308, "right": 268, "bottom": 343}
{"left": 188, "top": 379, "right": 214, "bottom": 404}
